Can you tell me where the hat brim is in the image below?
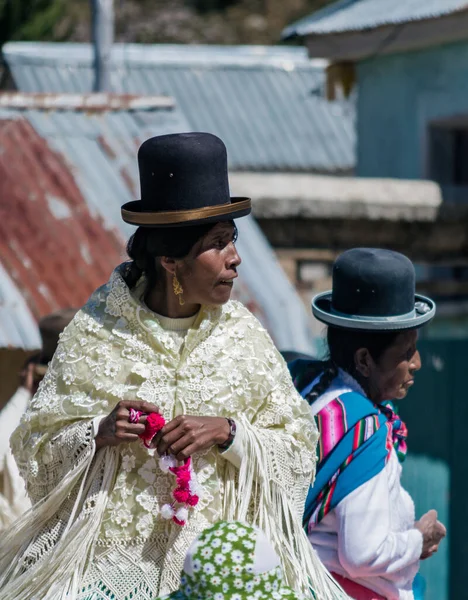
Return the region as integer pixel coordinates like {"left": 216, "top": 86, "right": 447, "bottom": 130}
{"left": 312, "top": 292, "right": 436, "bottom": 331}
{"left": 121, "top": 197, "right": 251, "bottom": 227}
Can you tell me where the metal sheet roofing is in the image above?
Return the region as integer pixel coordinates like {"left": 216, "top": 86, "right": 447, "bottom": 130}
{"left": 0, "top": 93, "right": 316, "bottom": 353}
{"left": 283, "top": 0, "right": 468, "bottom": 38}
{"left": 0, "top": 111, "right": 125, "bottom": 348}
{"left": 0, "top": 263, "right": 42, "bottom": 350}
{"left": 3, "top": 42, "right": 356, "bottom": 174}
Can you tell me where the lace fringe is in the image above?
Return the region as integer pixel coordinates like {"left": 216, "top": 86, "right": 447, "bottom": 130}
{"left": 223, "top": 417, "right": 350, "bottom": 600}
{"left": 0, "top": 446, "right": 118, "bottom": 600}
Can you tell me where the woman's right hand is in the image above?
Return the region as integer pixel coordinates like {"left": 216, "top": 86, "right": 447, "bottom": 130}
{"left": 415, "top": 509, "right": 446, "bottom": 559}
{"left": 95, "top": 400, "right": 160, "bottom": 450}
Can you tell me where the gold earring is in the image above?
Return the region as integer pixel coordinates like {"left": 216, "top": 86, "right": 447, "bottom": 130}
{"left": 172, "top": 274, "right": 185, "bottom": 305}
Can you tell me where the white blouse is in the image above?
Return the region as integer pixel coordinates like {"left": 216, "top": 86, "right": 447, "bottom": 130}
{"left": 308, "top": 378, "right": 423, "bottom": 600}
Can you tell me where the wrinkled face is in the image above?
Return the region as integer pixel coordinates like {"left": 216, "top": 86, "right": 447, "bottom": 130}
{"left": 359, "top": 330, "right": 421, "bottom": 403}
{"left": 176, "top": 222, "right": 241, "bottom": 306}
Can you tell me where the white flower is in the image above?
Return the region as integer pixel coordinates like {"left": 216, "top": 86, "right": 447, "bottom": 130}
{"left": 226, "top": 532, "right": 239, "bottom": 542}
{"left": 214, "top": 593, "right": 224, "bottom": 600}
{"left": 112, "top": 508, "right": 133, "bottom": 527}
{"left": 136, "top": 488, "right": 156, "bottom": 512}
{"left": 212, "top": 538, "right": 222, "bottom": 548}
{"left": 175, "top": 507, "right": 189, "bottom": 522}
{"left": 242, "top": 539, "right": 254, "bottom": 549}
{"left": 245, "top": 581, "right": 254, "bottom": 592}
{"left": 104, "top": 361, "right": 121, "bottom": 378}
{"left": 221, "top": 542, "right": 232, "bottom": 552}
{"left": 236, "top": 527, "right": 248, "bottom": 537}
{"left": 159, "top": 454, "right": 177, "bottom": 473}
{"left": 233, "top": 578, "right": 244, "bottom": 589}
{"left": 203, "top": 563, "right": 215, "bottom": 575}
{"left": 136, "top": 514, "right": 153, "bottom": 537}
{"left": 214, "top": 553, "right": 225, "bottom": 565}
{"left": 160, "top": 504, "right": 175, "bottom": 520}
{"left": 232, "top": 564, "right": 242, "bottom": 575}
{"left": 264, "top": 582, "right": 272, "bottom": 592}
{"left": 227, "top": 370, "right": 243, "bottom": 386}
{"left": 121, "top": 454, "right": 136, "bottom": 472}
{"left": 138, "top": 458, "right": 157, "bottom": 484}
{"left": 232, "top": 594, "right": 242, "bottom": 600}
{"left": 211, "top": 576, "right": 221, "bottom": 586}
{"left": 200, "top": 547, "right": 213, "bottom": 558}
{"left": 188, "top": 479, "right": 203, "bottom": 497}
{"left": 192, "top": 558, "right": 202, "bottom": 573}
{"left": 62, "top": 366, "right": 76, "bottom": 385}
{"left": 221, "top": 566, "right": 230, "bottom": 577}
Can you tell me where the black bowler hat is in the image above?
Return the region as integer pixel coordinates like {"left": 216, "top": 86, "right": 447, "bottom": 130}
{"left": 312, "top": 248, "right": 436, "bottom": 331}
{"left": 121, "top": 132, "right": 251, "bottom": 227}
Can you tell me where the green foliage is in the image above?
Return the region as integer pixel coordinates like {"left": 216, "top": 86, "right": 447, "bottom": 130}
{"left": 0, "top": 0, "right": 66, "bottom": 46}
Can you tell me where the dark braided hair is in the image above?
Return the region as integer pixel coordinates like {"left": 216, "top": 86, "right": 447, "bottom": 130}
{"left": 307, "top": 326, "right": 401, "bottom": 403}
{"left": 124, "top": 222, "right": 237, "bottom": 297}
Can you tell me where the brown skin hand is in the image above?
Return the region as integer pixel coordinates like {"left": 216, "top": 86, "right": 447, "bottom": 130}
{"left": 96, "top": 222, "right": 239, "bottom": 452}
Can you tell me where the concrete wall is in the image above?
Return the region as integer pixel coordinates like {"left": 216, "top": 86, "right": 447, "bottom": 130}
{"left": 357, "top": 40, "right": 468, "bottom": 179}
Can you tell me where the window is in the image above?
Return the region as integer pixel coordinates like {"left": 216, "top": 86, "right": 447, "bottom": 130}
{"left": 429, "top": 123, "right": 468, "bottom": 203}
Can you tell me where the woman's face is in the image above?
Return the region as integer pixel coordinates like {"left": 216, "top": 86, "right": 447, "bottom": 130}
{"left": 176, "top": 222, "right": 241, "bottom": 306}
{"left": 357, "top": 330, "right": 421, "bottom": 403}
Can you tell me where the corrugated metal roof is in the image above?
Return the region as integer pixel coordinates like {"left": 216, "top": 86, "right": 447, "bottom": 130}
{"left": 0, "top": 263, "right": 41, "bottom": 350}
{"left": 0, "top": 93, "right": 316, "bottom": 354}
{"left": 283, "top": 0, "right": 468, "bottom": 38}
{"left": 3, "top": 42, "right": 356, "bottom": 174}
{"left": 0, "top": 113, "right": 125, "bottom": 348}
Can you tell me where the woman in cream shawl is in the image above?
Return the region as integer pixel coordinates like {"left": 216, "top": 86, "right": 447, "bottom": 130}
{"left": 0, "top": 133, "right": 345, "bottom": 600}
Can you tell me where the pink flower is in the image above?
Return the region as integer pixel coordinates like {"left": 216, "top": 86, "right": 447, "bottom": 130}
{"left": 173, "top": 488, "right": 190, "bottom": 503}
{"left": 173, "top": 516, "right": 186, "bottom": 526}
{"left": 176, "top": 471, "right": 191, "bottom": 487}
{"left": 187, "top": 494, "right": 199, "bottom": 507}
{"left": 140, "top": 412, "right": 166, "bottom": 448}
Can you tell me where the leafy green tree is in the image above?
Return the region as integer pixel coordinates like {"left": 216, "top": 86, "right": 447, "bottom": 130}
{"left": 0, "top": 0, "right": 66, "bottom": 46}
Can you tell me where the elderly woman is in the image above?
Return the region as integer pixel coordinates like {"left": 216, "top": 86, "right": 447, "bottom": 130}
{"left": 0, "top": 133, "right": 344, "bottom": 600}
{"left": 290, "top": 248, "right": 446, "bottom": 600}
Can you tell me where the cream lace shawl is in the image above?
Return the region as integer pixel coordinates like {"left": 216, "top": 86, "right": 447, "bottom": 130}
{"left": 0, "top": 265, "right": 347, "bottom": 600}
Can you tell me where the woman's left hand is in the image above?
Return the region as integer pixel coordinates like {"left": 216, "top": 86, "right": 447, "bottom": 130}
{"left": 153, "top": 415, "right": 230, "bottom": 460}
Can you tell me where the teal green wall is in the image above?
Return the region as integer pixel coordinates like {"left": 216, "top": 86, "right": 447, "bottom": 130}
{"left": 399, "top": 339, "right": 468, "bottom": 599}
{"left": 357, "top": 41, "right": 468, "bottom": 178}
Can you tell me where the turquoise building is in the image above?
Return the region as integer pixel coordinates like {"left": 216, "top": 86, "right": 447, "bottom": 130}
{"left": 284, "top": 2, "right": 468, "bottom": 598}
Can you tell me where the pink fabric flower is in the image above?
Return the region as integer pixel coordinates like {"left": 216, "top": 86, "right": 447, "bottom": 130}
{"left": 139, "top": 412, "right": 166, "bottom": 448}
{"left": 187, "top": 494, "right": 199, "bottom": 507}
{"left": 176, "top": 471, "right": 191, "bottom": 487}
{"left": 173, "top": 488, "right": 190, "bottom": 503}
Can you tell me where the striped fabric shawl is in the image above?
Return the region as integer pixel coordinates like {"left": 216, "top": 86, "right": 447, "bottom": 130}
{"left": 289, "top": 360, "right": 408, "bottom": 529}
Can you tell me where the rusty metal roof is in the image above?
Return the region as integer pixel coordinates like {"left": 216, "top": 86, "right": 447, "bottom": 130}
{"left": 0, "top": 115, "right": 125, "bottom": 347}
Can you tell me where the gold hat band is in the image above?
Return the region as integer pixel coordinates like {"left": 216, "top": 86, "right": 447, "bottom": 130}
{"left": 121, "top": 198, "right": 251, "bottom": 226}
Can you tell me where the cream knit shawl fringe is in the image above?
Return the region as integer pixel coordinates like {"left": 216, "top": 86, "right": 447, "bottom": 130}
{"left": 0, "top": 437, "right": 347, "bottom": 600}
{"left": 0, "top": 446, "right": 118, "bottom": 599}
{"left": 223, "top": 416, "right": 348, "bottom": 600}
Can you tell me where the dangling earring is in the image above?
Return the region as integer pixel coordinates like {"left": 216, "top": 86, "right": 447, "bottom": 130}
{"left": 172, "top": 274, "right": 185, "bottom": 305}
